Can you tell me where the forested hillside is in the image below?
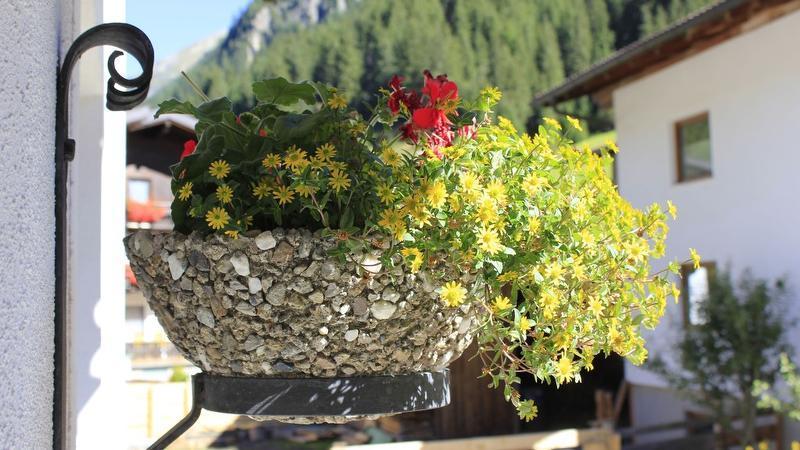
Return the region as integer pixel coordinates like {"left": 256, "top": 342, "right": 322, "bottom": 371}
{"left": 154, "top": 0, "right": 716, "bottom": 134}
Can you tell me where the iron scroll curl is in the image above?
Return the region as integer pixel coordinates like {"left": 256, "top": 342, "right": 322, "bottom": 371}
{"left": 53, "top": 22, "right": 153, "bottom": 450}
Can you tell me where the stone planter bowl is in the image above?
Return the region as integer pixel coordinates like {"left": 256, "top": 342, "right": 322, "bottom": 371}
{"left": 124, "top": 229, "right": 477, "bottom": 379}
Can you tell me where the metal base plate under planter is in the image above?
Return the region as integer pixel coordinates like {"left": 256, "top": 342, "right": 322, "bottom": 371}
{"left": 148, "top": 370, "right": 451, "bottom": 449}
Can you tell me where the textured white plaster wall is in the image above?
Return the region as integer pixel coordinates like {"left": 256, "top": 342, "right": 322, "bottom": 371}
{"left": 0, "top": 1, "right": 58, "bottom": 447}
{"left": 613, "top": 9, "right": 800, "bottom": 443}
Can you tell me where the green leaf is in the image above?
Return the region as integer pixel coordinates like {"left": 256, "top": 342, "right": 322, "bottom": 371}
{"left": 273, "top": 112, "right": 325, "bottom": 141}
{"left": 196, "top": 98, "right": 233, "bottom": 122}
{"left": 339, "top": 207, "right": 355, "bottom": 230}
{"left": 253, "top": 77, "right": 317, "bottom": 106}
{"left": 155, "top": 99, "right": 198, "bottom": 118}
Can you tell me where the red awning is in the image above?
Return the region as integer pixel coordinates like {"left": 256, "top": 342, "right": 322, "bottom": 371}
{"left": 126, "top": 200, "right": 168, "bottom": 223}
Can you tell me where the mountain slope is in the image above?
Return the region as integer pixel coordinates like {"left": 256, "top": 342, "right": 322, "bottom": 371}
{"left": 154, "top": 0, "right": 716, "bottom": 133}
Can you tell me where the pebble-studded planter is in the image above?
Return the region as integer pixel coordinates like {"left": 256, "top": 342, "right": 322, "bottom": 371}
{"left": 124, "top": 229, "right": 477, "bottom": 381}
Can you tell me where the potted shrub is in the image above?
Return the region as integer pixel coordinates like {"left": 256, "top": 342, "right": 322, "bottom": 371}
{"left": 125, "top": 71, "right": 685, "bottom": 420}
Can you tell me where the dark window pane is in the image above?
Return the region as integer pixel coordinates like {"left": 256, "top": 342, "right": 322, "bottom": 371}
{"left": 677, "top": 115, "right": 712, "bottom": 181}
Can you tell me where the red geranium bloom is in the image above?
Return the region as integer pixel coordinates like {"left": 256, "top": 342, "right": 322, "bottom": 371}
{"left": 412, "top": 107, "right": 450, "bottom": 129}
{"left": 259, "top": 129, "right": 268, "bottom": 137}
{"left": 422, "top": 70, "right": 458, "bottom": 106}
{"left": 387, "top": 75, "right": 421, "bottom": 115}
{"left": 400, "top": 123, "right": 418, "bottom": 143}
{"left": 180, "top": 139, "right": 197, "bottom": 160}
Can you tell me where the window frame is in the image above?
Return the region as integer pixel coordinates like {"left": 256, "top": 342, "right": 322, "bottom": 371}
{"left": 127, "top": 177, "right": 152, "bottom": 204}
{"left": 680, "top": 260, "right": 717, "bottom": 328}
{"left": 674, "top": 112, "right": 712, "bottom": 183}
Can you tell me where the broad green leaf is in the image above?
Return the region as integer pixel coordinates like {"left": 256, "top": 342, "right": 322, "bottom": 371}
{"left": 253, "top": 78, "right": 317, "bottom": 106}
{"left": 155, "top": 99, "right": 198, "bottom": 118}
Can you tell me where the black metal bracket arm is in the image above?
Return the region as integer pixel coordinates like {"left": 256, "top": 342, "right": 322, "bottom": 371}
{"left": 148, "top": 371, "right": 451, "bottom": 450}
{"left": 54, "top": 23, "right": 153, "bottom": 450}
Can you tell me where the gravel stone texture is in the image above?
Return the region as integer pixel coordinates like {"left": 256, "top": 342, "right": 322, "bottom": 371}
{"left": 124, "top": 229, "right": 478, "bottom": 379}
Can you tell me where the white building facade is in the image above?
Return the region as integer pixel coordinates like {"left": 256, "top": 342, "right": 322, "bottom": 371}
{"left": 615, "top": 8, "right": 800, "bottom": 442}
{"left": 536, "top": 0, "right": 800, "bottom": 445}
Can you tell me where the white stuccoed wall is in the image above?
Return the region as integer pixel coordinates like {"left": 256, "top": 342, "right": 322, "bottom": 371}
{"left": 613, "top": 9, "right": 800, "bottom": 442}
{"left": 0, "top": 1, "right": 59, "bottom": 447}
{"left": 0, "top": 0, "right": 129, "bottom": 448}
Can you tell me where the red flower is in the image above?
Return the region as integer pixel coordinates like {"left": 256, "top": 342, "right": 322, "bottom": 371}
{"left": 259, "top": 129, "right": 268, "bottom": 137}
{"left": 422, "top": 70, "right": 458, "bottom": 107}
{"left": 412, "top": 107, "right": 449, "bottom": 129}
{"left": 180, "top": 139, "right": 197, "bottom": 160}
{"left": 387, "top": 75, "right": 421, "bottom": 115}
{"left": 401, "top": 123, "right": 418, "bottom": 143}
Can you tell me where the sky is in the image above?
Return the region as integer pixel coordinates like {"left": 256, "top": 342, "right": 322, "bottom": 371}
{"left": 126, "top": 0, "right": 252, "bottom": 62}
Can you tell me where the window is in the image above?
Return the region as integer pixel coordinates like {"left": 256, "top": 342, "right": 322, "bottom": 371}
{"left": 128, "top": 178, "right": 151, "bottom": 203}
{"left": 681, "top": 261, "right": 716, "bottom": 327}
{"left": 675, "top": 113, "right": 712, "bottom": 182}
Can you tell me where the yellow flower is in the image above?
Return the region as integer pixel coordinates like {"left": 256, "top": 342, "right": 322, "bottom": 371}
{"left": 309, "top": 155, "right": 327, "bottom": 172}
{"left": 671, "top": 283, "right": 681, "bottom": 304}
{"left": 392, "top": 225, "right": 407, "bottom": 241}
{"left": 294, "top": 183, "right": 317, "bottom": 198}
{"left": 273, "top": 185, "right": 295, "bottom": 205}
{"left": 459, "top": 171, "right": 480, "bottom": 194}
{"left": 215, "top": 184, "right": 233, "bottom": 204}
{"left": 283, "top": 146, "right": 309, "bottom": 174}
{"left": 543, "top": 117, "right": 561, "bottom": 130}
{"left": 327, "top": 92, "right": 347, "bottom": 109}
{"left": 380, "top": 147, "right": 402, "bottom": 168}
{"left": 409, "top": 206, "right": 432, "bottom": 227}
{"left": 480, "top": 86, "right": 502, "bottom": 104}
{"left": 791, "top": 441, "right": 799, "bottom": 450}
{"left": 588, "top": 297, "right": 603, "bottom": 317}
{"left": 545, "top": 261, "right": 564, "bottom": 283}
{"left": 440, "top": 281, "right": 467, "bottom": 307}
{"left": 519, "top": 315, "right": 531, "bottom": 332}
{"left": 177, "top": 182, "right": 193, "bottom": 201}
{"left": 328, "top": 160, "right": 348, "bottom": 173}
{"left": 497, "top": 116, "right": 516, "bottom": 133}
{"left": 209, "top": 160, "right": 230, "bottom": 180}
{"left": 556, "top": 355, "right": 573, "bottom": 382}
{"left": 497, "top": 272, "right": 519, "bottom": 283}
{"left": 522, "top": 173, "right": 547, "bottom": 197}
{"left": 426, "top": 180, "right": 447, "bottom": 209}
{"left": 224, "top": 229, "right": 240, "bottom": 239}
{"left": 328, "top": 170, "right": 351, "bottom": 193}
{"left": 252, "top": 180, "right": 272, "bottom": 200}
{"left": 579, "top": 228, "right": 595, "bottom": 246}
{"left": 528, "top": 216, "right": 541, "bottom": 233}
{"left": 486, "top": 180, "right": 508, "bottom": 206}
{"left": 689, "top": 248, "right": 702, "bottom": 269}
{"left": 667, "top": 200, "right": 678, "bottom": 220}
{"left": 262, "top": 154, "right": 281, "bottom": 170}
{"left": 565, "top": 115, "right": 583, "bottom": 132}
{"left": 605, "top": 139, "right": 619, "bottom": 154}
{"left": 477, "top": 226, "right": 502, "bottom": 255}
{"left": 448, "top": 194, "right": 462, "bottom": 213}
{"left": 400, "top": 247, "right": 423, "bottom": 273}
{"left": 476, "top": 196, "right": 499, "bottom": 225}
{"left": 758, "top": 441, "right": 768, "bottom": 450}
{"left": 378, "top": 208, "right": 404, "bottom": 232}
{"left": 492, "top": 295, "right": 512, "bottom": 313}
{"left": 376, "top": 183, "right": 395, "bottom": 205}
{"left": 315, "top": 143, "right": 336, "bottom": 161}
{"left": 205, "top": 207, "right": 230, "bottom": 230}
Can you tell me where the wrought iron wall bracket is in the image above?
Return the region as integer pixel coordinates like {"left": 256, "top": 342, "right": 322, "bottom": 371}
{"left": 148, "top": 371, "right": 451, "bottom": 450}
{"left": 54, "top": 23, "right": 154, "bottom": 450}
